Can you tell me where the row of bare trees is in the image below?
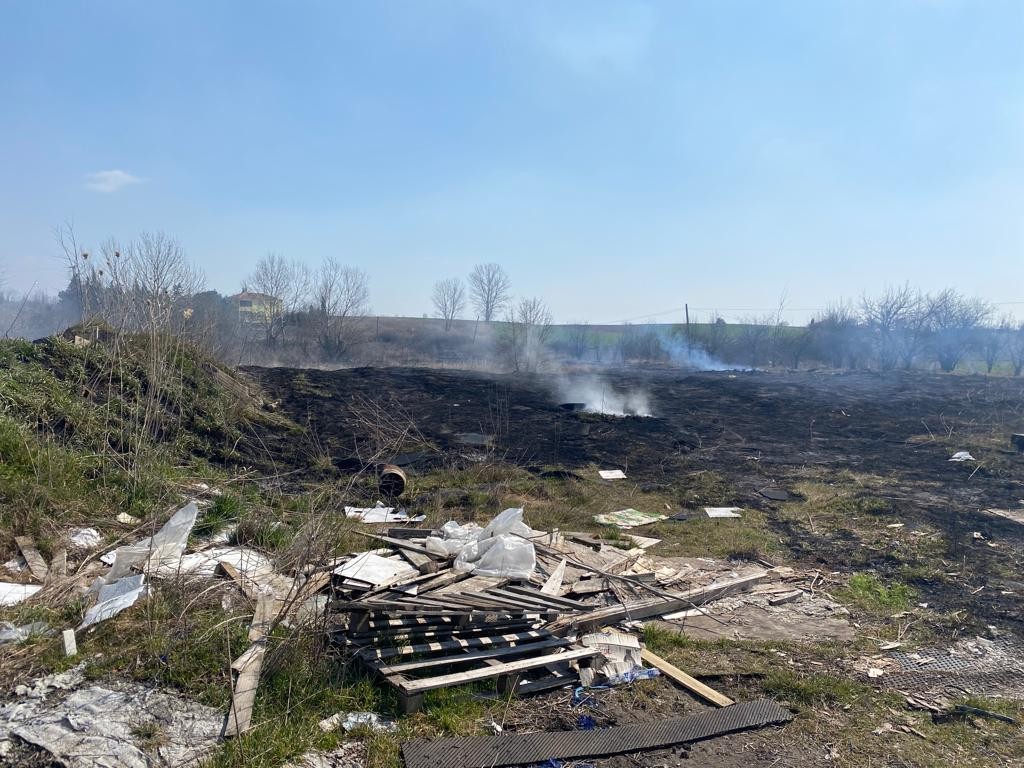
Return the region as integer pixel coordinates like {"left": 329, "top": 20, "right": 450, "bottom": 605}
{"left": 431, "top": 263, "right": 513, "bottom": 328}
{"left": 684, "top": 285, "right": 1024, "bottom": 374}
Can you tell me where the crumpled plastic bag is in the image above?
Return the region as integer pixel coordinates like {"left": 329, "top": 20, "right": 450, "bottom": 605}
{"left": 425, "top": 521, "right": 483, "bottom": 557}
{"left": 454, "top": 533, "right": 536, "bottom": 579}
{"left": 426, "top": 508, "right": 537, "bottom": 579}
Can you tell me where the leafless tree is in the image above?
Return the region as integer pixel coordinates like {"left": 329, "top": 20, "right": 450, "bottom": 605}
{"left": 567, "top": 322, "right": 592, "bottom": 360}
{"left": 504, "top": 296, "right": 553, "bottom": 372}
{"left": 861, "top": 283, "right": 922, "bottom": 371}
{"left": 809, "top": 302, "right": 865, "bottom": 369}
{"left": 1007, "top": 322, "right": 1024, "bottom": 376}
{"left": 432, "top": 278, "right": 466, "bottom": 331}
{"left": 978, "top": 316, "right": 1012, "bottom": 374}
{"left": 686, "top": 313, "right": 729, "bottom": 360}
{"left": 244, "top": 253, "right": 309, "bottom": 347}
{"left": 311, "top": 258, "right": 369, "bottom": 359}
{"left": 468, "top": 263, "right": 511, "bottom": 322}
{"left": 922, "top": 288, "right": 992, "bottom": 372}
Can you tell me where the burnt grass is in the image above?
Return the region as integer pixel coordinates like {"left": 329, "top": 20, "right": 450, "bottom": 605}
{"left": 246, "top": 365, "right": 1024, "bottom": 632}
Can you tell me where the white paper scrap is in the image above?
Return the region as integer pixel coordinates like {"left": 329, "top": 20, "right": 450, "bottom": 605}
{"left": 705, "top": 507, "right": 742, "bottom": 519}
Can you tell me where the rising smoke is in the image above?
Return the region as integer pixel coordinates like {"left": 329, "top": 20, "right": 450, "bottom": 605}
{"left": 554, "top": 374, "right": 653, "bottom": 417}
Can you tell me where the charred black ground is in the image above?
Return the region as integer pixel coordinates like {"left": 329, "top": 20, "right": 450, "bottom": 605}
{"left": 246, "top": 365, "right": 1024, "bottom": 631}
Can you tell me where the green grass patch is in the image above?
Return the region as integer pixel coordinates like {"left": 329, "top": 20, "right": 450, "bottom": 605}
{"left": 840, "top": 573, "right": 916, "bottom": 613}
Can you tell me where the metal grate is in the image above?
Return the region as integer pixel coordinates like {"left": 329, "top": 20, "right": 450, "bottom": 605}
{"left": 402, "top": 699, "right": 793, "bottom": 768}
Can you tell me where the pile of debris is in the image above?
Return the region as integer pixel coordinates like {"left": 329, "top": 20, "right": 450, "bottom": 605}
{"left": 3, "top": 501, "right": 796, "bottom": 766}
{"left": 327, "top": 508, "right": 771, "bottom": 709}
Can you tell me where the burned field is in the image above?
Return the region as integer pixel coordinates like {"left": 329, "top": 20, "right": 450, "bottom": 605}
{"left": 229, "top": 364, "right": 1024, "bottom": 766}
{"left": 3, "top": 338, "right": 1024, "bottom": 768}
{"left": 250, "top": 365, "right": 1024, "bottom": 628}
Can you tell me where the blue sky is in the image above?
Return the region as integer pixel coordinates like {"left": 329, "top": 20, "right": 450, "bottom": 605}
{"left": 1, "top": 0, "right": 1022, "bottom": 323}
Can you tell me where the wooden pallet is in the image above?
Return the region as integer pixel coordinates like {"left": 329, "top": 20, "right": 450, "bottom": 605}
{"left": 366, "top": 635, "right": 599, "bottom": 713}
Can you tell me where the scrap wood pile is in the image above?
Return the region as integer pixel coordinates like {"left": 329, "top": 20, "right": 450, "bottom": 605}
{"left": 327, "top": 507, "right": 773, "bottom": 716}
{"left": 2, "top": 498, "right": 334, "bottom": 740}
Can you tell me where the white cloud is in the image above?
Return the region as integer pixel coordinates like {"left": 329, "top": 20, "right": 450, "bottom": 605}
{"left": 83, "top": 169, "right": 143, "bottom": 193}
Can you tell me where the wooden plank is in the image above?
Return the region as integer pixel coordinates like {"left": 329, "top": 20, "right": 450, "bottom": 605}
{"left": 399, "top": 547, "right": 439, "bottom": 575}
{"left": 639, "top": 648, "right": 734, "bottom": 707}
{"left": 358, "top": 533, "right": 448, "bottom": 561}
{"left": 395, "top": 647, "right": 599, "bottom": 694}
{"left": 571, "top": 578, "right": 611, "bottom": 596}
{"left": 218, "top": 559, "right": 262, "bottom": 602}
{"left": 224, "top": 643, "right": 265, "bottom": 736}
{"left": 500, "top": 584, "right": 589, "bottom": 610}
{"left": 540, "top": 559, "right": 566, "bottom": 595}
{"left": 378, "top": 637, "right": 573, "bottom": 676}
{"left": 249, "top": 593, "right": 275, "bottom": 642}
{"left": 339, "top": 621, "right": 537, "bottom": 647}
{"left": 358, "top": 629, "right": 552, "bottom": 662}
{"left": 433, "top": 574, "right": 506, "bottom": 595}
{"left": 549, "top": 572, "right": 767, "bottom": 634}
{"left": 358, "top": 568, "right": 460, "bottom": 600}
{"left": 768, "top": 589, "right": 803, "bottom": 606}
{"left": 50, "top": 548, "right": 67, "bottom": 579}
{"left": 386, "top": 527, "right": 438, "bottom": 539}
{"left": 15, "top": 536, "right": 49, "bottom": 582}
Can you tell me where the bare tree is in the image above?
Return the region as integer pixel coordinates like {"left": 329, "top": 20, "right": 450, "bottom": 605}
{"left": 432, "top": 278, "right": 466, "bottom": 331}
{"left": 503, "top": 296, "right": 553, "bottom": 372}
{"left": 809, "top": 302, "right": 865, "bottom": 369}
{"left": 686, "top": 313, "right": 729, "bottom": 361}
{"left": 1008, "top": 322, "right": 1024, "bottom": 376}
{"left": 311, "top": 258, "right": 369, "bottom": 359}
{"left": 923, "top": 288, "right": 992, "bottom": 372}
{"left": 978, "top": 316, "right": 1011, "bottom": 374}
{"left": 567, "top": 322, "right": 592, "bottom": 360}
{"left": 244, "top": 253, "right": 309, "bottom": 347}
{"left": 862, "top": 283, "right": 922, "bottom": 371}
{"left": 468, "top": 263, "right": 511, "bottom": 322}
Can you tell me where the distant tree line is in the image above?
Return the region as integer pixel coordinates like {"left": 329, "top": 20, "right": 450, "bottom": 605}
{"left": 2, "top": 228, "right": 1020, "bottom": 374}
{"left": 1, "top": 228, "right": 557, "bottom": 371}
{"left": 679, "top": 285, "right": 1024, "bottom": 374}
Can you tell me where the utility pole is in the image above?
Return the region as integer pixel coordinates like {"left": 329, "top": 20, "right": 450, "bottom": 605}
{"left": 684, "top": 303, "right": 691, "bottom": 351}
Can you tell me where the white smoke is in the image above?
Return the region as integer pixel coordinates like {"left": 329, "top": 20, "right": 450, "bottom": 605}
{"left": 554, "top": 374, "right": 653, "bottom": 417}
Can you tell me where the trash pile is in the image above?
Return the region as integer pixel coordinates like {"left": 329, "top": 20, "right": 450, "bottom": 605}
{"left": 326, "top": 507, "right": 772, "bottom": 719}
{"left": 2, "top": 501, "right": 797, "bottom": 766}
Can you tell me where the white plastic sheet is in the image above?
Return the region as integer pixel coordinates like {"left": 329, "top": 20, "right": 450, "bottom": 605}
{"left": 79, "top": 574, "right": 146, "bottom": 629}
{"left": 444, "top": 508, "right": 537, "bottom": 580}
{"left": 0, "top": 583, "right": 41, "bottom": 607}
{"left": 106, "top": 502, "right": 199, "bottom": 580}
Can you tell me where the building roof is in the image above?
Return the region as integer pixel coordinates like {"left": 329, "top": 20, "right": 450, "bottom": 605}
{"left": 229, "top": 291, "right": 280, "bottom": 302}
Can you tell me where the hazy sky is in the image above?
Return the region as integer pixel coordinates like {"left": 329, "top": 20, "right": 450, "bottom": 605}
{"left": 1, "top": 1, "right": 1022, "bottom": 323}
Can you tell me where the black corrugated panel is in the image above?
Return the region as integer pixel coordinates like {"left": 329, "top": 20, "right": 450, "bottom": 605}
{"left": 402, "top": 698, "right": 793, "bottom": 768}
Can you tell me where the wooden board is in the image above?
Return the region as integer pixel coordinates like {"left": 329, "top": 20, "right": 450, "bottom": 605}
{"left": 15, "top": 536, "right": 49, "bottom": 582}
{"left": 377, "top": 637, "right": 573, "bottom": 676}
{"left": 358, "top": 629, "right": 553, "bottom": 662}
{"left": 224, "top": 643, "right": 266, "bottom": 736}
{"left": 640, "top": 648, "right": 734, "bottom": 707}
{"left": 395, "top": 647, "right": 599, "bottom": 694}
{"left": 541, "top": 559, "right": 566, "bottom": 595}
{"left": 549, "top": 572, "right": 767, "bottom": 634}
